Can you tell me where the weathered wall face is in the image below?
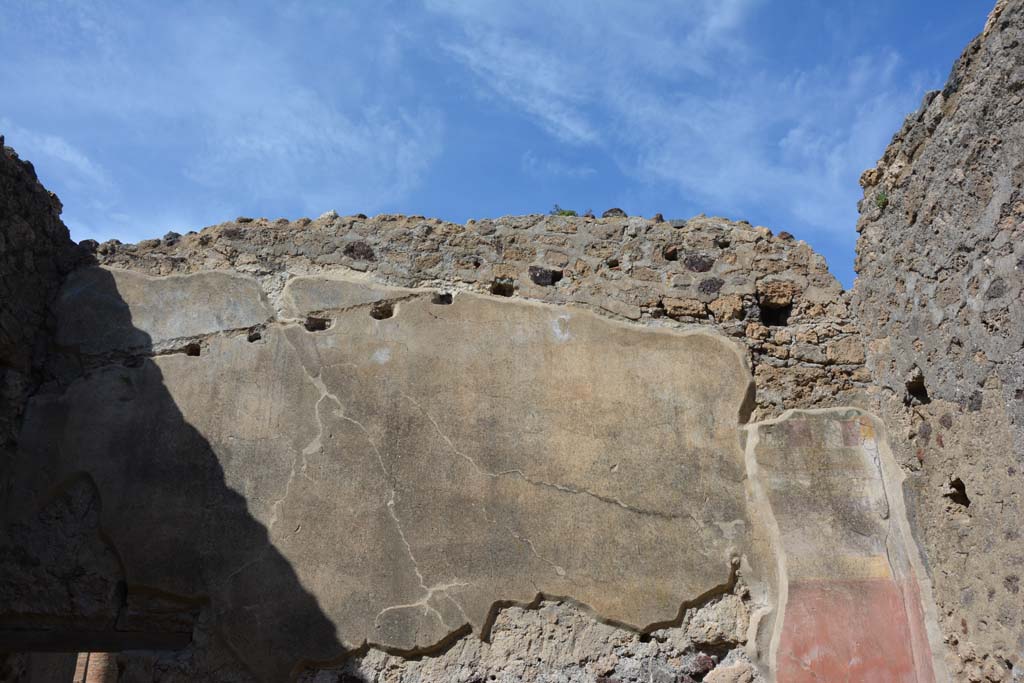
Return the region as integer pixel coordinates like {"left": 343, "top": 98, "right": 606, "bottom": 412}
{"left": 744, "top": 411, "right": 944, "bottom": 682}
{"left": 0, "top": 138, "right": 77, "bottom": 486}
{"left": 21, "top": 266, "right": 755, "bottom": 677}
{"left": 854, "top": 1, "right": 1024, "bottom": 679}
{"left": 91, "top": 210, "right": 866, "bottom": 421}
{"left": 0, "top": 141, "right": 102, "bottom": 683}
{"left": 6, "top": 4, "right": 1024, "bottom": 676}
{"left": 2, "top": 255, "right": 945, "bottom": 681}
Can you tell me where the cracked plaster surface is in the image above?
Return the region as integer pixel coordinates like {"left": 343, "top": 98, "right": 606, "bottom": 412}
{"left": 17, "top": 267, "right": 756, "bottom": 677}
{"left": 9, "top": 266, "right": 952, "bottom": 681}
{"left": 743, "top": 409, "right": 948, "bottom": 682}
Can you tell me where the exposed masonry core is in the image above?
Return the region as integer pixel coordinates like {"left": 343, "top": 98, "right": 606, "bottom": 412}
{"left": 84, "top": 211, "right": 868, "bottom": 422}
{"left": 852, "top": 1, "right": 1024, "bottom": 678}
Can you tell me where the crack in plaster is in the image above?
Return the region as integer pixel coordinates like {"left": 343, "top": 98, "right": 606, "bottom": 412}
{"left": 227, "top": 312, "right": 738, "bottom": 653}
{"left": 373, "top": 581, "right": 471, "bottom": 630}
{"left": 401, "top": 392, "right": 698, "bottom": 524}
{"left": 278, "top": 326, "right": 463, "bottom": 632}
{"left": 504, "top": 525, "right": 567, "bottom": 578}
{"left": 291, "top": 291, "right": 429, "bottom": 321}
{"left": 267, "top": 373, "right": 332, "bottom": 535}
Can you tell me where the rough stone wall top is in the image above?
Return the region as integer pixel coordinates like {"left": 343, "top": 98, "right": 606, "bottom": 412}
{"left": 854, "top": 1, "right": 1024, "bottom": 678}
{"left": 91, "top": 211, "right": 866, "bottom": 419}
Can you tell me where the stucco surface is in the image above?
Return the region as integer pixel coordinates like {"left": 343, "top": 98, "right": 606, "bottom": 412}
{"left": 15, "top": 267, "right": 757, "bottom": 678}
{"left": 744, "top": 410, "right": 947, "bottom": 682}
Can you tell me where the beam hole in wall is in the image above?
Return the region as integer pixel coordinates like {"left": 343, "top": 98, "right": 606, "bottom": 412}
{"left": 432, "top": 292, "right": 453, "bottom": 305}
{"left": 183, "top": 342, "right": 201, "bottom": 357}
{"left": 944, "top": 477, "right": 971, "bottom": 508}
{"left": 246, "top": 326, "right": 263, "bottom": 342}
{"left": 490, "top": 278, "right": 515, "bottom": 297}
{"left": 760, "top": 303, "right": 792, "bottom": 327}
{"left": 370, "top": 301, "right": 394, "bottom": 320}
{"left": 904, "top": 368, "right": 931, "bottom": 406}
{"left": 528, "top": 266, "right": 563, "bottom": 287}
{"left": 304, "top": 316, "right": 331, "bottom": 332}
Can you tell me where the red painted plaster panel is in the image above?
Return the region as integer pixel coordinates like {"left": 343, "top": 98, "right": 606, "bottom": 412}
{"left": 777, "top": 578, "right": 936, "bottom": 683}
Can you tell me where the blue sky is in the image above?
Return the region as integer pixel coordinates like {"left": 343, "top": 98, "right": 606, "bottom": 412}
{"left": 1, "top": 1, "right": 992, "bottom": 286}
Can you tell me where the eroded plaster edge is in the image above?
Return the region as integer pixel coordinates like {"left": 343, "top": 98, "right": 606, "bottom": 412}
{"left": 863, "top": 411, "right": 952, "bottom": 683}
{"left": 742, "top": 406, "right": 952, "bottom": 682}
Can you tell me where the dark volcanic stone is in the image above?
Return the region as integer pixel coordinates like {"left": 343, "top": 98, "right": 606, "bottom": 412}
{"left": 528, "top": 265, "right": 563, "bottom": 286}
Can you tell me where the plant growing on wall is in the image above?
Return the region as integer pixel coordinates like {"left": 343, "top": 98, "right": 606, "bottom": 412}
{"left": 875, "top": 191, "right": 889, "bottom": 211}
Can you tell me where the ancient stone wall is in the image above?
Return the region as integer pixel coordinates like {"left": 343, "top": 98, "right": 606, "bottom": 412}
{"left": 0, "top": 141, "right": 94, "bottom": 683}
{"left": 0, "top": 137, "right": 77, "bottom": 483}
{"left": 854, "top": 1, "right": 1024, "bottom": 679}
{"left": 4, "top": 3, "right": 1024, "bottom": 678}
{"left": 90, "top": 210, "right": 867, "bottom": 421}
{"left": 1, "top": 199, "right": 946, "bottom": 681}
{"left": 2, "top": 246, "right": 941, "bottom": 680}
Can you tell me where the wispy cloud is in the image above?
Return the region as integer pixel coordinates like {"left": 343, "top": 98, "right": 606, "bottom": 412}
{"left": 0, "top": 118, "right": 110, "bottom": 188}
{"left": 521, "top": 150, "right": 596, "bottom": 179}
{"left": 428, "top": 0, "right": 760, "bottom": 144}
{"left": 443, "top": 36, "right": 598, "bottom": 144}
{"left": 622, "top": 50, "right": 921, "bottom": 232}
{"left": 424, "top": 0, "right": 926, "bottom": 239}
{"left": 0, "top": 0, "right": 974, "bottom": 286}
{"left": 0, "top": 0, "right": 445, "bottom": 236}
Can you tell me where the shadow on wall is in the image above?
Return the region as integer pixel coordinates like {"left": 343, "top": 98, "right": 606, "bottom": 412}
{"left": 0, "top": 266, "right": 355, "bottom": 682}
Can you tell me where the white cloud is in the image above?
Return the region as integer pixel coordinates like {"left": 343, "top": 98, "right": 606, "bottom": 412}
{"left": 622, "top": 50, "right": 921, "bottom": 232}
{"left": 0, "top": 0, "right": 948, "bottom": 260}
{"left": 438, "top": 31, "right": 598, "bottom": 144}
{"left": 425, "top": 0, "right": 925, "bottom": 238}
{"left": 426, "top": 0, "right": 761, "bottom": 147}
{"left": 0, "top": 1, "right": 445, "bottom": 237}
